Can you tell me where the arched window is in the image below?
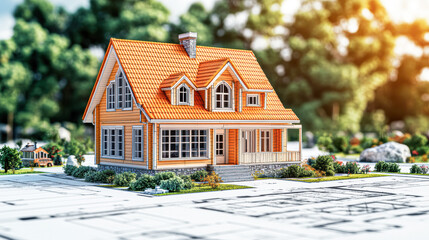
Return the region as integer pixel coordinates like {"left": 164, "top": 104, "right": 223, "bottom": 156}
{"left": 215, "top": 82, "right": 231, "bottom": 109}
{"left": 107, "top": 82, "right": 116, "bottom": 110}
{"left": 178, "top": 84, "right": 190, "bottom": 105}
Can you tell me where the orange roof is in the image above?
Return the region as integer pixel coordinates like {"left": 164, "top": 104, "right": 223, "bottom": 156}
{"left": 160, "top": 72, "right": 186, "bottom": 89}
{"left": 84, "top": 38, "right": 299, "bottom": 122}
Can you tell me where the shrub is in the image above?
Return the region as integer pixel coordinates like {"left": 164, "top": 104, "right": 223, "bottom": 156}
{"left": 71, "top": 166, "right": 95, "bottom": 178}
{"left": 179, "top": 175, "right": 193, "bottom": 189}
{"left": 160, "top": 176, "right": 185, "bottom": 192}
{"left": 307, "top": 158, "right": 316, "bottom": 167}
{"left": 129, "top": 174, "right": 156, "bottom": 191}
{"left": 63, "top": 165, "right": 77, "bottom": 175}
{"left": 406, "top": 157, "right": 416, "bottom": 163}
{"left": 416, "top": 146, "right": 429, "bottom": 156}
{"left": 154, "top": 172, "right": 176, "bottom": 185}
{"left": 360, "top": 137, "right": 375, "bottom": 149}
{"left": 204, "top": 172, "right": 223, "bottom": 189}
{"left": 375, "top": 161, "right": 401, "bottom": 173}
{"left": 54, "top": 155, "right": 62, "bottom": 165}
{"left": 350, "top": 137, "right": 360, "bottom": 146}
{"left": 191, "top": 170, "right": 208, "bottom": 182}
{"left": 314, "top": 155, "right": 335, "bottom": 176}
{"left": 113, "top": 172, "right": 137, "bottom": 187}
{"left": 403, "top": 134, "right": 428, "bottom": 151}
{"left": 301, "top": 169, "right": 315, "bottom": 177}
{"left": 333, "top": 161, "right": 345, "bottom": 173}
{"left": 84, "top": 171, "right": 100, "bottom": 182}
{"left": 422, "top": 155, "right": 428, "bottom": 162}
{"left": 285, "top": 165, "right": 301, "bottom": 178}
{"left": 0, "top": 146, "right": 22, "bottom": 173}
{"left": 333, "top": 136, "right": 349, "bottom": 153}
{"left": 361, "top": 165, "right": 371, "bottom": 174}
{"left": 410, "top": 164, "right": 422, "bottom": 174}
{"left": 317, "top": 135, "right": 334, "bottom": 152}
{"left": 421, "top": 166, "right": 429, "bottom": 174}
{"left": 350, "top": 145, "right": 363, "bottom": 154}
{"left": 344, "top": 162, "right": 360, "bottom": 174}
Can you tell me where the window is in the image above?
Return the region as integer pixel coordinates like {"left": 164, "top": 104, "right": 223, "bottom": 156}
{"left": 178, "top": 84, "right": 190, "bottom": 105}
{"left": 132, "top": 126, "right": 143, "bottom": 160}
{"left": 162, "top": 129, "right": 207, "bottom": 159}
{"left": 247, "top": 94, "right": 260, "bottom": 106}
{"left": 242, "top": 130, "right": 256, "bottom": 153}
{"left": 107, "top": 82, "right": 116, "bottom": 110}
{"left": 101, "top": 126, "right": 124, "bottom": 159}
{"left": 261, "top": 130, "right": 271, "bottom": 152}
{"left": 215, "top": 82, "right": 231, "bottom": 109}
{"left": 115, "top": 71, "right": 132, "bottom": 110}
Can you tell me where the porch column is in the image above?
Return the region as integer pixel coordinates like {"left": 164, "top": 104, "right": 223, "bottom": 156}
{"left": 238, "top": 129, "right": 242, "bottom": 165}
{"left": 212, "top": 129, "right": 216, "bottom": 165}
{"left": 299, "top": 126, "right": 302, "bottom": 162}
{"left": 282, "top": 128, "right": 287, "bottom": 152}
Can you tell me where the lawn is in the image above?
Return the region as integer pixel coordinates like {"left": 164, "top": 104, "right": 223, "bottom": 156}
{"left": 291, "top": 174, "right": 389, "bottom": 183}
{"left": 0, "top": 169, "right": 46, "bottom": 175}
{"left": 155, "top": 184, "right": 252, "bottom": 196}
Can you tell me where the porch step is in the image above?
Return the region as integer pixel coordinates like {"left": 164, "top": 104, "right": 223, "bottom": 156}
{"left": 208, "top": 165, "right": 254, "bottom": 182}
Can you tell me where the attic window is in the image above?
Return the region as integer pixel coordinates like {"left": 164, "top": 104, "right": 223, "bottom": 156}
{"left": 247, "top": 94, "right": 260, "bottom": 106}
{"left": 107, "top": 81, "right": 116, "bottom": 111}
{"left": 115, "top": 71, "right": 132, "bottom": 110}
{"left": 215, "top": 82, "right": 231, "bottom": 110}
{"left": 178, "top": 84, "right": 190, "bottom": 105}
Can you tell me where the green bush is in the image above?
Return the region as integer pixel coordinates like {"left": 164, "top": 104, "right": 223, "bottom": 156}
{"left": 191, "top": 170, "right": 208, "bottom": 182}
{"left": 154, "top": 172, "right": 176, "bottom": 185}
{"left": 403, "top": 134, "right": 428, "bottom": 151}
{"left": 375, "top": 161, "right": 401, "bottom": 173}
{"left": 129, "top": 174, "right": 156, "bottom": 191}
{"left": 350, "top": 145, "right": 363, "bottom": 154}
{"left": 71, "top": 166, "right": 95, "bottom": 178}
{"left": 84, "top": 170, "right": 115, "bottom": 183}
{"left": 301, "top": 169, "right": 315, "bottom": 177}
{"left": 0, "top": 146, "right": 22, "bottom": 172}
{"left": 360, "top": 137, "right": 375, "bottom": 149}
{"left": 333, "top": 162, "right": 346, "bottom": 173}
{"left": 279, "top": 165, "right": 315, "bottom": 178}
{"left": 317, "top": 135, "right": 334, "bottom": 152}
{"left": 314, "top": 155, "right": 335, "bottom": 176}
{"left": 160, "top": 176, "right": 185, "bottom": 192}
{"left": 63, "top": 165, "right": 77, "bottom": 175}
{"left": 285, "top": 165, "right": 301, "bottom": 178}
{"left": 307, "top": 158, "right": 316, "bottom": 167}
{"left": 410, "top": 164, "right": 422, "bottom": 174}
{"left": 416, "top": 146, "right": 429, "bottom": 155}
{"left": 113, "top": 172, "right": 137, "bottom": 187}
{"left": 333, "top": 136, "right": 349, "bottom": 153}
{"left": 179, "top": 175, "right": 193, "bottom": 189}
{"left": 344, "top": 162, "right": 360, "bottom": 174}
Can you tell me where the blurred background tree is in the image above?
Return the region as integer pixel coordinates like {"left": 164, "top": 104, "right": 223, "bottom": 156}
{"left": 0, "top": 0, "right": 429, "bottom": 143}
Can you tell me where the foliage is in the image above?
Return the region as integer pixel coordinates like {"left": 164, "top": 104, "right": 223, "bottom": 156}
{"left": 332, "top": 136, "right": 349, "bottom": 153}
{"left": 71, "top": 166, "right": 95, "bottom": 178}
{"left": 0, "top": 146, "right": 22, "bottom": 173}
{"left": 293, "top": 174, "right": 388, "bottom": 183}
{"left": 313, "top": 155, "right": 335, "bottom": 176}
{"left": 406, "top": 157, "right": 416, "bottom": 163}
{"left": 0, "top": 169, "right": 44, "bottom": 175}
{"left": 361, "top": 165, "right": 371, "bottom": 174}
{"left": 335, "top": 161, "right": 361, "bottom": 174}
{"left": 84, "top": 170, "right": 115, "bottom": 183}
{"left": 63, "top": 165, "right": 77, "bottom": 175}
{"left": 154, "top": 172, "right": 176, "bottom": 185}
{"left": 160, "top": 176, "right": 185, "bottom": 192}
{"left": 307, "top": 158, "right": 317, "bottom": 167}
{"left": 416, "top": 146, "right": 429, "bottom": 156}
{"left": 421, "top": 166, "right": 429, "bottom": 174}
{"left": 316, "top": 135, "right": 334, "bottom": 152}
{"left": 113, "top": 172, "right": 137, "bottom": 187}
{"left": 374, "top": 161, "right": 401, "bottom": 173}
{"left": 203, "top": 172, "right": 223, "bottom": 189}
{"left": 403, "top": 134, "right": 428, "bottom": 151}
{"left": 410, "top": 164, "right": 422, "bottom": 174}
{"left": 129, "top": 174, "right": 156, "bottom": 191}
{"left": 179, "top": 175, "right": 193, "bottom": 190}
{"left": 349, "top": 145, "right": 364, "bottom": 154}
{"left": 190, "top": 170, "right": 208, "bottom": 182}
{"left": 155, "top": 184, "right": 251, "bottom": 196}
{"left": 282, "top": 165, "right": 315, "bottom": 178}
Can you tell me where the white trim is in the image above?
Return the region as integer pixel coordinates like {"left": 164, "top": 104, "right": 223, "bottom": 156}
{"left": 239, "top": 88, "right": 242, "bottom": 112}
{"left": 238, "top": 129, "right": 242, "bottom": 165}
{"left": 159, "top": 124, "right": 301, "bottom": 129}
{"left": 206, "top": 62, "right": 247, "bottom": 90}
{"left": 132, "top": 126, "right": 144, "bottom": 161}
{"left": 246, "top": 89, "right": 273, "bottom": 93}
{"left": 191, "top": 89, "right": 194, "bottom": 106}
{"left": 212, "top": 129, "right": 216, "bottom": 166}
{"left": 246, "top": 94, "right": 260, "bottom": 107}
{"left": 106, "top": 80, "right": 116, "bottom": 111}
{"left": 172, "top": 75, "right": 197, "bottom": 90}
{"left": 153, "top": 119, "right": 300, "bottom": 124}
{"left": 204, "top": 89, "right": 207, "bottom": 109}
{"left": 159, "top": 129, "right": 209, "bottom": 160}
{"left": 213, "top": 81, "right": 233, "bottom": 111}
{"left": 264, "top": 92, "right": 267, "bottom": 109}
{"left": 152, "top": 123, "right": 157, "bottom": 169}
{"left": 260, "top": 129, "right": 272, "bottom": 152}
{"left": 100, "top": 125, "right": 124, "bottom": 160}
{"left": 99, "top": 162, "right": 148, "bottom": 170}
{"left": 232, "top": 81, "right": 235, "bottom": 110}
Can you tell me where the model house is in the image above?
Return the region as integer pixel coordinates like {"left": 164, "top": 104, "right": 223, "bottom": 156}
{"left": 20, "top": 143, "right": 52, "bottom": 167}
{"left": 82, "top": 32, "right": 302, "bottom": 172}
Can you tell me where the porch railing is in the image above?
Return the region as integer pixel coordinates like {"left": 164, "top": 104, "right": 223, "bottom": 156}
{"left": 240, "top": 151, "right": 301, "bottom": 164}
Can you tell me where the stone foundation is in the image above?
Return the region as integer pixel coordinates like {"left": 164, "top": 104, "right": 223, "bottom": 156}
{"left": 98, "top": 164, "right": 206, "bottom": 176}
{"left": 246, "top": 163, "right": 301, "bottom": 175}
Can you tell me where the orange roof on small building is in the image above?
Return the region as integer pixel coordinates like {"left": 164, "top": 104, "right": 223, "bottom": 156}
{"left": 83, "top": 38, "right": 299, "bottom": 122}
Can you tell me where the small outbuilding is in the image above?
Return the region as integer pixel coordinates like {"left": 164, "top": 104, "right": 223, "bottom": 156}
{"left": 20, "top": 143, "right": 52, "bottom": 167}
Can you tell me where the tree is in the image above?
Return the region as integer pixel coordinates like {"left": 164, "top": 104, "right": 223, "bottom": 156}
{"left": 0, "top": 146, "right": 22, "bottom": 173}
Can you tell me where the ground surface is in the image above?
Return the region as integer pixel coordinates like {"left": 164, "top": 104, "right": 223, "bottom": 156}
{"left": 1, "top": 173, "right": 429, "bottom": 240}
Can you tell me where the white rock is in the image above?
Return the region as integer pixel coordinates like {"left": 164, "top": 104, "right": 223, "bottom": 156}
{"left": 359, "top": 142, "right": 411, "bottom": 163}
{"left": 66, "top": 156, "right": 78, "bottom": 166}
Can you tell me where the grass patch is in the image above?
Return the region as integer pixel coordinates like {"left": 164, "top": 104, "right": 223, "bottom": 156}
{"left": 292, "top": 174, "right": 389, "bottom": 182}
{"left": 155, "top": 184, "right": 252, "bottom": 196}
{"left": 0, "top": 169, "right": 46, "bottom": 175}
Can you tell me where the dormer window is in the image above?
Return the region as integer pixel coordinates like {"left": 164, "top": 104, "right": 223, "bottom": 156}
{"left": 247, "top": 94, "right": 260, "bottom": 107}
{"left": 178, "top": 84, "right": 190, "bottom": 105}
{"left": 215, "top": 82, "right": 231, "bottom": 110}
{"left": 107, "top": 82, "right": 116, "bottom": 110}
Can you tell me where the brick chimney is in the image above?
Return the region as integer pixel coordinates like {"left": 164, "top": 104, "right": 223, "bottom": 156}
{"left": 179, "top": 32, "right": 197, "bottom": 58}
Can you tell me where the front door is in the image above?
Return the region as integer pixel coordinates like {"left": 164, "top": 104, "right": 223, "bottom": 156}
{"left": 216, "top": 129, "right": 226, "bottom": 164}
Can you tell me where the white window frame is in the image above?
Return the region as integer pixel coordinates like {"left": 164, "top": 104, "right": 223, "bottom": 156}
{"left": 106, "top": 81, "right": 116, "bottom": 111}
{"left": 214, "top": 81, "right": 233, "bottom": 111}
{"left": 101, "top": 126, "right": 124, "bottom": 159}
{"left": 242, "top": 130, "right": 256, "bottom": 153}
{"left": 132, "top": 126, "right": 144, "bottom": 161}
{"left": 260, "top": 129, "right": 272, "bottom": 152}
{"left": 247, "top": 94, "right": 260, "bottom": 107}
{"left": 177, "top": 84, "right": 190, "bottom": 105}
{"left": 161, "top": 129, "right": 208, "bottom": 160}
{"left": 115, "top": 70, "right": 133, "bottom": 111}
